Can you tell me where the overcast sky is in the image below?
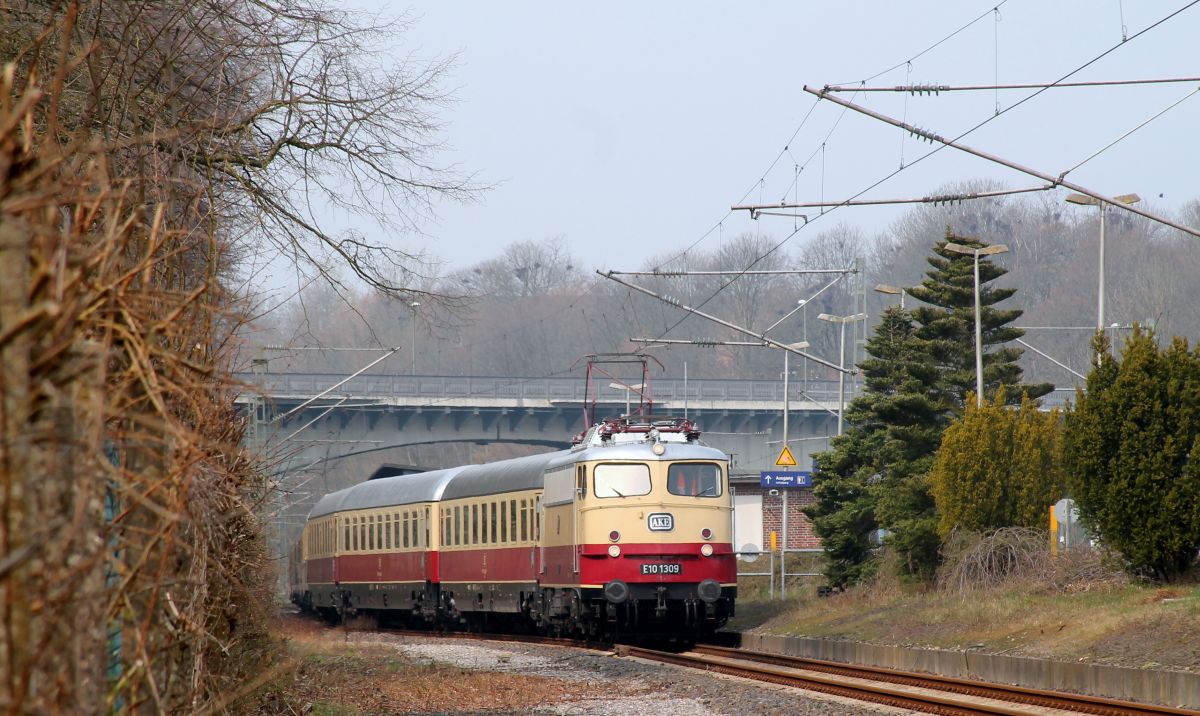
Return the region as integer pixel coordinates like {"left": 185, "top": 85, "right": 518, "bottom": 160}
{"left": 343, "top": 1, "right": 1199, "bottom": 278}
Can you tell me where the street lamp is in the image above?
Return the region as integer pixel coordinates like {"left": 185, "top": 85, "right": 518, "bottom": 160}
{"left": 1065, "top": 192, "right": 1140, "bottom": 330}
{"left": 780, "top": 341, "right": 810, "bottom": 451}
{"left": 943, "top": 242, "right": 1009, "bottom": 407}
{"left": 408, "top": 301, "right": 421, "bottom": 374}
{"left": 607, "top": 381, "right": 646, "bottom": 416}
{"left": 817, "top": 313, "right": 866, "bottom": 435}
{"left": 873, "top": 283, "right": 907, "bottom": 309}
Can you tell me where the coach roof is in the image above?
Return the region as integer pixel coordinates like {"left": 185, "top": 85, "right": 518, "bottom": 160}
{"left": 441, "top": 449, "right": 574, "bottom": 500}
{"left": 308, "top": 466, "right": 466, "bottom": 519}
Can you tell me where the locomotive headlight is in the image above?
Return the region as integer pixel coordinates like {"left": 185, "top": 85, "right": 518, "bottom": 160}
{"left": 651, "top": 442, "right": 666, "bottom": 455}
{"left": 700, "top": 543, "right": 714, "bottom": 557}
{"left": 608, "top": 544, "right": 621, "bottom": 558}
{"left": 700, "top": 528, "right": 713, "bottom": 540}
{"left": 609, "top": 530, "right": 620, "bottom": 542}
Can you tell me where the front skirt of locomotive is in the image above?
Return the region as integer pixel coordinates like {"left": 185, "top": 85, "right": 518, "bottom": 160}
{"left": 578, "top": 543, "right": 737, "bottom": 631}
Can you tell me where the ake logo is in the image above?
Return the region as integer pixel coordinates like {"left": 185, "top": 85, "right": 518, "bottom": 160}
{"left": 648, "top": 512, "right": 674, "bottom": 532}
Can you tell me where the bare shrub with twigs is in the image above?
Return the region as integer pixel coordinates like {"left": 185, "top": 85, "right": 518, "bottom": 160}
{"left": 937, "top": 528, "right": 1128, "bottom": 596}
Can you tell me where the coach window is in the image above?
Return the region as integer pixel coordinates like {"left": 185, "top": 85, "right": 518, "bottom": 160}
{"left": 534, "top": 496, "right": 541, "bottom": 540}
{"left": 490, "top": 502, "right": 498, "bottom": 543}
{"left": 593, "top": 463, "right": 651, "bottom": 498}
{"left": 471, "top": 504, "right": 478, "bottom": 545}
{"left": 413, "top": 510, "right": 420, "bottom": 548}
{"left": 499, "top": 501, "right": 507, "bottom": 543}
{"left": 667, "top": 462, "right": 723, "bottom": 497}
{"left": 520, "top": 499, "right": 528, "bottom": 542}
{"left": 510, "top": 500, "right": 517, "bottom": 543}
{"left": 400, "top": 512, "right": 408, "bottom": 548}
{"left": 453, "top": 506, "right": 461, "bottom": 546}
{"left": 369, "top": 515, "right": 377, "bottom": 551}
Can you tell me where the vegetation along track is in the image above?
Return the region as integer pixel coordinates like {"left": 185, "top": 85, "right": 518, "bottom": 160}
{"left": 618, "top": 644, "right": 1198, "bottom": 716}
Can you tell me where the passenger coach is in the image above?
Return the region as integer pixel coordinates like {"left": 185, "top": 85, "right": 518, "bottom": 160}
{"left": 291, "top": 417, "right": 736, "bottom": 638}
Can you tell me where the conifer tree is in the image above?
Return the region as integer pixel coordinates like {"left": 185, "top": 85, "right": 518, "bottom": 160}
{"left": 806, "top": 308, "right": 948, "bottom": 585}
{"left": 907, "top": 228, "right": 1053, "bottom": 407}
{"left": 1064, "top": 329, "right": 1200, "bottom": 580}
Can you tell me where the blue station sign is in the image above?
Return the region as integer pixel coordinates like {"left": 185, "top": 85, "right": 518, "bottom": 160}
{"left": 759, "top": 470, "right": 813, "bottom": 488}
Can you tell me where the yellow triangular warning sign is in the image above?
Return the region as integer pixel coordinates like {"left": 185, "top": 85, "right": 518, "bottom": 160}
{"left": 775, "top": 445, "right": 797, "bottom": 467}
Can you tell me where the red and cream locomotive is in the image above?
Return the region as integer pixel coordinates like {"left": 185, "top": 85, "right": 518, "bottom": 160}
{"left": 289, "top": 416, "right": 736, "bottom": 638}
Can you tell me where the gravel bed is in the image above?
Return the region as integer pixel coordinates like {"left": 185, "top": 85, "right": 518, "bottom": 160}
{"left": 343, "top": 631, "right": 914, "bottom": 715}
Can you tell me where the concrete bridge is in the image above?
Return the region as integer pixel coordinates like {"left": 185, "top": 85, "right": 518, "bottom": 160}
{"left": 239, "top": 372, "right": 855, "bottom": 478}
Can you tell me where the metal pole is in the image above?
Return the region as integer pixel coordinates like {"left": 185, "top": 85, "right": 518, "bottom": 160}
{"left": 837, "top": 322, "right": 846, "bottom": 435}
{"left": 1098, "top": 204, "right": 1107, "bottom": 331}
{"left": 783, "top": 351, "right": 789, "bottom": 449}
{"left": 781, "top": 489, "right": 788, "bottom": 599}
{"left": 974, "top": 252, "right": 984, "bottom": 408}
{"left": 598, "top": 271, "right": 852, "bottom": 373}
{"left": 802, "top": 86, "right": 1200, "bottom": 240}
{"left": 683, "top": 361, "right": 688, "bottom": 420}
{"left": 410, "top": 311, "right": 418, "bottom": 374}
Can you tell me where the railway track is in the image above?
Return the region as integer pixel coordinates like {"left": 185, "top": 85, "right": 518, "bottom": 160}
{"left": 330, "top": 620, "right": 1195, "bottom": 716}
{"left": 619, "top": 643, "right": 1198, "bottom": 716}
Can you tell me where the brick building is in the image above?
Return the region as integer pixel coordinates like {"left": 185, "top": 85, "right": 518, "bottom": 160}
{"left": 730, "top": 475, "right": 821, "bottom": 552}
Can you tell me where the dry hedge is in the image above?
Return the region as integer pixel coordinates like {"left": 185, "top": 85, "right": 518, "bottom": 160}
{"left": 0, "top": 5, "right": 276, "bottom": 713}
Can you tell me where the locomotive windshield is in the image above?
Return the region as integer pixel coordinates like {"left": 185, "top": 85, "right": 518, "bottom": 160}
{"left": 593, "top": 463, "right": 651, "bottom": 498}
{"left": 667, "top": 462, "right": 723, "bottom": 497}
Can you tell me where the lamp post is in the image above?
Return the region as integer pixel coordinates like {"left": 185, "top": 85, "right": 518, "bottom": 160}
{"left": 607, "top": 381, "right": 646, "bottom": 416}
{"left": 408, "top": 301, "right": 420, "bottom": 374}
{"left": 780, "top": 341, "right": 811, "bottom": 452}
{"left": 943, "top": 243, "right": 1009, "bottom": 407}
{"left": 873, "top": 283, "right": 907, "bottom": 309}
{"left": 1065, "top": 193, "right": 1140, "bottom": 330}
{"left": 817, "top": 313, "right": 866, "bottom": 435}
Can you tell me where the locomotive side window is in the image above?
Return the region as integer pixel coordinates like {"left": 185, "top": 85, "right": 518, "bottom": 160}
{"left": 576, "top": 465, "right": 586, "bottom": 497}
{"left": 593, "top": 463, "right": 652, "bottom": 498}
{"left": 667, "top": 462, "right": 723, "bottom": 497}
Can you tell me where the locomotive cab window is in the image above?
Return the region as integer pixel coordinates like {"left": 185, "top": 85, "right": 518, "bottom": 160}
{"left": 593, "top": 463, "right": 651, "bottom": 498}
{"left": 667, "top": 462, "right": 723, "bottom": 497}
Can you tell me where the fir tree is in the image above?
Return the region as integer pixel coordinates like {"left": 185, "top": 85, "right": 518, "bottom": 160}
{"left": 806, "top": 308, "right": 948, "bottom": 585}
{"left": 906, "top": 228, "right": 1053, "bottom": 407}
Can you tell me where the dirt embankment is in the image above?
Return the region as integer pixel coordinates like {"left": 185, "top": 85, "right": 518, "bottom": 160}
{"left": 730, "top": 582, "right": 1200, "bottom": 672}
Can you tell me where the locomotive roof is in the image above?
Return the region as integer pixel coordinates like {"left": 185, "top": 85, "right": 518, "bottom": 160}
{"left": 308, "top": 440, "right": 729, "bottom": 517}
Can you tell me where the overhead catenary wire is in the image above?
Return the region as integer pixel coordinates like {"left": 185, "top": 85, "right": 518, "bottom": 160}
{"left": 1061, "top": 85, "right": 1200, "bottom": 177}
{"left": 651, "top": 1, "right": 1198, "bottom": 344}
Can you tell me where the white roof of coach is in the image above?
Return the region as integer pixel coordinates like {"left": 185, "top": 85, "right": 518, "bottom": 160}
{"left": 307, "top": 440, "right": 730, "bottom": 518}
{"left": 307, "top": 466, "right": 467, "bottom": 519}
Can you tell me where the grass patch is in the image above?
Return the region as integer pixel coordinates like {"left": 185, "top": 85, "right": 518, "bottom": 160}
{"left": 737, "top": 579, "right": 1200, "bottom": 671}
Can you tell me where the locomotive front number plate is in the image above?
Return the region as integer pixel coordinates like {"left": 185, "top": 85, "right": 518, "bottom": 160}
{"left": 640, "top": 563, "right": 682, "bottom": 575}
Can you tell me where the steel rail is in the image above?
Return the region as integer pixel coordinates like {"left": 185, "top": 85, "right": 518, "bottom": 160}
{"left": 662, "top": 642, "right": 1195, "bottom": 714}
{"left": 620, "top": 645, "right": 1031, "bottom": 715}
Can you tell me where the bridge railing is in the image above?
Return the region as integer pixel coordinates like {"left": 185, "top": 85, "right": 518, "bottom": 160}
{"left": 236, "top": 372, "right": 854, "bottom": 405}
